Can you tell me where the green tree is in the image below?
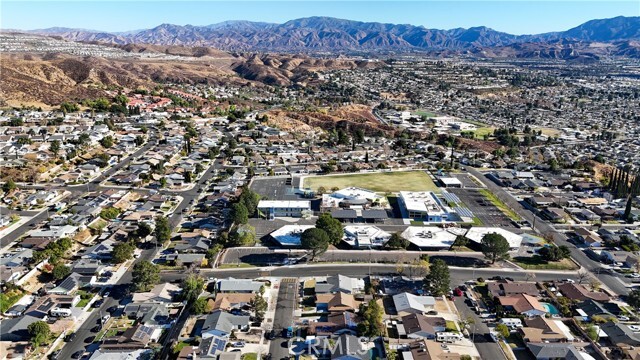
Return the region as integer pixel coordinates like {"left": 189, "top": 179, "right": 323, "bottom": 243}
{"left": 184, "top": 170, "right": 192, "bottom": 183}
{"left": 300, "top": 228, "right": 330, "bottom": 260}
{"left": 586, "top": 325, "right": 599, "bottom": 341}
{"left": 538, "top": 245, "right": 571, "bottom": 262}
{"left": 495, "top": 323, "right": 510, "bottom": 339}
{"left": 51, "top": 264, "right": 71, "bottom": 280}
{"left": 231, "top": 202, "right": 249, "bottom": 224}
{"left": 132, "top": 261, "right": 160, "bottom": 292}
{"left": 624, "top": 196, "right": 634, "bottom": 222}
{"left": 192, "top": 297, "right": 211, "bottom": 314}
{"left": 111, "top": 242, "right": 136, "bottom": 263}
{"left": 154, "top": 216, "right": 171, "bottom": 244}
{"left": 100, "top": 207, "right": 121, "bottom": 220}
{"left": 100, "top": 136, "right": 114, "bottom": 148}
{"left": 452, "top": 235, "right": 469, "bottom": 249}
{"left": 423, "top": 259, "right": 450, "bottom": 296}
{"left": 239, "top": 187, "right": 260, "bottom": 216}
{"left": 315, "top": 213, "right": 343, "bottom": 245}
{"left": 49, "top": 140, "right": 61, "bottom": 158}
{"left": 181, "top": 274, "right": 205, "bottom": 304}
{"left": 385, "top": 232, "right": 409, "bottom": 250}
{"left": 228, "top": 225, "right": 256, "bottom": 246}
{"left": 2, "top": 179, "right": 16, "bottom": 193}
{"left": 27, "top": 321, "right": 51, "bottom": 347}
{"left": 251, "top": 293, "right": 268, "bottom": 322}
{"left": 627, "top": 290, "right": 640, "bottom": 309}
{"left": 481, "top": 233, "right": 511, "bottom": 264}
{"left": 113, "top": 94, "right": 128, "bottom": 106}
{"left": 135, "top": 222, "right": 152, "bottom": 239}
{"left": 357, "top": 299, "right": 384, "bottom": 337}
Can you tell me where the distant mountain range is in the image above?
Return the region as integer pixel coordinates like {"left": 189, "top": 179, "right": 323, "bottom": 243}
{"left": 11, "top": 16, "right": 640, "bottom": 58}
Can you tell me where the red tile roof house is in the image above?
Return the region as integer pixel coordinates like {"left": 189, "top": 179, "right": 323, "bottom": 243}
{"left": 497, "top": 294, "right": 548, "bottom": 318}
{"left": 558, "top": 283, "right": 610, "bottom": 302}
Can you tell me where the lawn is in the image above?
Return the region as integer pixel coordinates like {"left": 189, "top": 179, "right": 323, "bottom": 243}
{"left": 445, "top": 320, "right": 459, "bottom": 332}
{"left": 478, "top": 189, "right": 522, "bottom": 221}
{"left": 303, "top": 171, "right": 440, "bottom": 193}
{"left": 242, "top": 353, "right": 258, "bottom": 360}
{"left": 473, "top": 127, "right": 496, "bottom": 139}
{"left": 415, "top": 110, "right": 436, "bottom": 118}
{"left": 513, "top": 256, "right": 578, "bottom": 270}
{"left": 0, "top": 288, "right": 24, "bottom": 313}
{"left": 218, "top": 263, "right": 255, "bottom": 269}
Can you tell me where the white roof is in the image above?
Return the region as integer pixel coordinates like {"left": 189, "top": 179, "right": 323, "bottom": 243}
{"left": 29, "top": 225, "right": 77, "bottom": 238}
{"left": 401, "top": 226, "right": 457, "bottom": 248}
{"left": 258, "top": 200, "right": 311, "bottom": 209}
{"left": 393, "top": 292, "right": 435, "bottom": 313}
{"left": 439, "top": 177, "right": 462, "bottom": 186}
{"left": 332, "top": 187, "right": 382, "bottom": 200}
{"left": 553, "top": 320, "right": 575, "bottom": 342}
{"left": 399, "top": 191, "right": 445, "bottom": 215}
{"left": 342, "top": 225, "right": 391, "bottom": 247}
{"left": 464, "top": 227, "right": 523, "bottom": 249}
{"left": 270, "top": 224, "right": 315, "bottom": 246}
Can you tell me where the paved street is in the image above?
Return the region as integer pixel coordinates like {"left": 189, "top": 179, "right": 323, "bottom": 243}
{"left": 453, "top": 296, "right": 505, "bottom": 360}
{"left": 467, "top": 167, "right": 631, "bottom": 296}
{"left": 269, "top": 278, "right": 298, "bottom": 360}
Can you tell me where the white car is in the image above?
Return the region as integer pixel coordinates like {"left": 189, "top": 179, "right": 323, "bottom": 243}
{"left": 629, "top": 325, "right": 640, "bottom": 332}
{"left": 564, "top": 279, "right": 575, "bottom": 284}
{"left": 232, "top": 342, "right": 245, "bottom": 348}
{"left": 630, "top": 273, "right": 640, "bottom": 278}
{"left": 618, "top": 316, "right": 630, "bottom": 321}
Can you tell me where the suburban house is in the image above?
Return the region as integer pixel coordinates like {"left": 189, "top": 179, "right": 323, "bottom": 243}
{"left": 400, "top": 313, "right": 446, "bottom": 339}
{"left": 315, "top": 275, "right": 365, "bottom": 294}
{"left": 488, "top": 281, "right": 539, "bottom": 298}
{"left": 316, "top": 292, "right": 359, "bottom": 313}
{"left": 393, "top": 293, "right": 436, "bottom": 314}
{"left": 557, "top": 283, "right": 610, "bottom": 302}
{"left": 519, "top": 317, "right": 572, "bottom": 343}
{"left": 200, "top": 310, "right": 250, "bottom": 338}
{"left": 497, "top": 294, "right": 547, "bottom": 317}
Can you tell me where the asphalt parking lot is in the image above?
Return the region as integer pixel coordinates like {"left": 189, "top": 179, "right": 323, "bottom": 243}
{"left": 450, "top": 188, "right": 516, "bottom": 228}
{"left": 451, "top": 173, "right": 484, "bottom": 188}
{"left": 250, "top": 177, "right": 301, "bottom": 201}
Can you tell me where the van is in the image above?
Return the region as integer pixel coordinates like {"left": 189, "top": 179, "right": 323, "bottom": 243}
{"left": 498, "top": 318, "right": 522, "bottom": 327}
{"left": 436, "top": 332, "right": 463, "bottom": 343}
{"left": 50, "top": 307, "right": 72, "bottom": 317}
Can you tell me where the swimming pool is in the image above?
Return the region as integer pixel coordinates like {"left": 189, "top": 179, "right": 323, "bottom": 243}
{"left": 541, "top": 302, "right": 559, "bottom": 315}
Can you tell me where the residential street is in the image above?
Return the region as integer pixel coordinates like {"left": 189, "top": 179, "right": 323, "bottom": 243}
{"left": 453, "top": 296, "right": 505, "bottom": 360}
{"left": 269, "top": 278, "right": 298, "bottom": 360}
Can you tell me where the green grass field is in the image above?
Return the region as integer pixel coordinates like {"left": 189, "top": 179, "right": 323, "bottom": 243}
{"left": 473, "top": 127, "right": 496, "bottom": 139}
{"left": 513, "top": 256, "right": 578, "bottom": 270}
{"left": 304, "top": 171, "right": 440, "bottom": 193}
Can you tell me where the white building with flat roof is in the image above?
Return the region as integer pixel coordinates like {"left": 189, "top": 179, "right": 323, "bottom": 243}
{"left": 257, "top": 200, "right": 311, "bottom": 219}
{"left": 401, "top": 226, "right": 458, "bottom": 250}
{"left": 464, "top": 227, "right": 523, "bottom": 250}
{"left": 438, "top": 177, "right": 463, "bottom": 188}
{"left": 398, "top": 191, "right": 448, "bottom": 222}
{"left": 342, "top": 225, "right": 391, "bottom": 249}
{"left": 269, "top": 224, "right": 315, "bottom": 247}
{"left": 321, "top": 187, "right": 385, "bottom": 210}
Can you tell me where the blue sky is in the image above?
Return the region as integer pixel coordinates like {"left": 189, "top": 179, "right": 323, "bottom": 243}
{"left": 2, "top": 1, "right": 638, "bottom": 35}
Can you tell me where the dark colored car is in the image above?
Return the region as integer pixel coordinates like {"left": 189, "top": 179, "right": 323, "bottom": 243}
{"left": 65, "top": 332, "right": 77, "bottom": 342}
{"left": 266, "top": 330, "right": 277, "bottom": 340}
{"left": 72, "top": 351, "right": 84, "bottom": 359}
{"left": 49, "top": 350, "right": 61, "bottom": 359}
{"left": 91, "top": 325, "right": 101, "bottom": 333}
{"left": 92, "top": 299, "right": 104, "bottom": 308}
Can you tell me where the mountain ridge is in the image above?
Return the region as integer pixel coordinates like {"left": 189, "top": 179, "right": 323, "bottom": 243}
{"left": 9, "top": 15, "right": 640, "bottom": 54}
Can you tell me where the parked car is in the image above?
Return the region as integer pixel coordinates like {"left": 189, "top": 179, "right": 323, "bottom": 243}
{"left": 618, "top": 316, "right": 630, "bottom": 321}
{"left": 49, "top": 350, "right": 61, "bottom": 359}
{"left": 65, "top": 332, "right": 77, "bottom": 342}
{"left": 233, "top": 342, "right": 245, "bottom": 348}
{"left": 72, "top": 351, "right": 84, "bottom": 359}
